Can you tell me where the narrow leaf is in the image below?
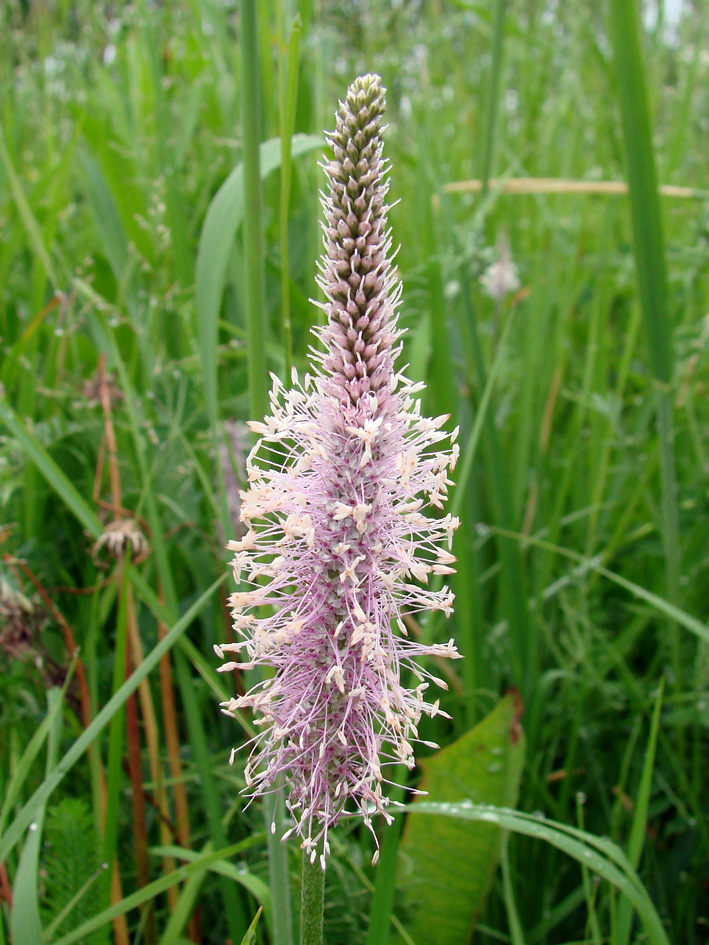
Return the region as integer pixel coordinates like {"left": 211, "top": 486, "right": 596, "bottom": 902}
{"left": 10, "top": 690, "right": 63, "bottom": 945}
{"left": 616, "top": 679, "right": 664, "bottom": 945}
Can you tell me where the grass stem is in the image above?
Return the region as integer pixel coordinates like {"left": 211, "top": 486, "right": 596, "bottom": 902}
{"left": 279, "top": 12, "right": 301, "bottom": 379}
{"left": 609, "top": 0, "right": 682, "bottom": 694}
{"left": 480, "top": 0, "right": 508, "bottom": 192}
{"left": 241, "top": 0, "right": 268, "bottom": 420}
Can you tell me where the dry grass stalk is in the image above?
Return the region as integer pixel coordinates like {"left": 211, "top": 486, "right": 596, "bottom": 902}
{"left": 443, "top": 177, "right": 706, "bottom": 198}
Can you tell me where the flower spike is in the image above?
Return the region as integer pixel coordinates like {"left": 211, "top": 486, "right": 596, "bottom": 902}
{"left": 217, "top": 73, "right": 461, "bottom": 865}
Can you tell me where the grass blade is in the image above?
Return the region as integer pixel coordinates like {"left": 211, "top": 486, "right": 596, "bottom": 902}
{"left": 608, "top": 0, "right": 672, "bottom": 383}
{"left": 615, "top": 678, "right": 664, "bottom": 945}
{"left": 240, "top": 0, "right": 268, "bottom": 421}
{"left": 364, "top": 796, "right": 404, "bottom": 945}
{"left": 0, "top": 121, "right": 59, "bottom": 290}
{"left": 443, "top": 177, "right": 709, "bottom": 198}
{"left": 480, "top": 0, "right": 509, "bottom": 192}
{"left": 608, "top": 0, "right": 681, "bottom": 689}
{"left": 492, "top": 526, "right": 709, "bottom": 646}
{"left": 501, "top": 843, "right": 525, "bottom": 945}
{"left": 241, "top": 7, "right": 293, "bottom": 937}
{"left": 10, "top": 689, "right": 63, "bottom": 945}
{"left": 279, "top": 12, "right": 302, "bottom": 379}
{"left": 0, "top": 680, "right": 65, "bottom": 839}
{"left": 100, "top": 562, "right": 130, "bottom": 914}
{"left": 407, "top": 803, "right": 670, "bottom": 945}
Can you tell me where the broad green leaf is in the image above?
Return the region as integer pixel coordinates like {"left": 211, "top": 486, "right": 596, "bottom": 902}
{"left": 195, "top": 133, "right": 321, "bottom": 425}
{"left": 395, "top": 693, "right": 525, "bottom": 945}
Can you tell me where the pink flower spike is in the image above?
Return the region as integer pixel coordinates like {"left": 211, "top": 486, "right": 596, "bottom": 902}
{"left": 217, "top": 73, "right": 460, "bottom": 864}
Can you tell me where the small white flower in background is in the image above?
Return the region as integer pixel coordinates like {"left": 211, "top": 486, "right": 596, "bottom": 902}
{"left": 480, "top": 233, "right": 520, "bottom": 303}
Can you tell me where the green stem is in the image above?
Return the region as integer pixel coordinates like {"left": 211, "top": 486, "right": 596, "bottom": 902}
{"left": 608, "top": 0, "right": 682, "bottom": 693}
{"left": 240, "top": 0, "right": 268, "bottom": 420}
{"left": 657, "top": 391, "right": 681, "bottom": 686}
{"left": 480, "top": 0, "right": 508, "bottom": 193}
{"left": 279, "top": 11, "right": 301, "bottom": 380}
{"left": 241, "top": 12, "right": 293, "bottom": 931}
{"left": 265, "top": 788, "right": 294, "bottom": 945}
{"left": 300, "top": 839, "right": 325, "bottom": 945}
{"left": 466, "top": 301, "right": 536, "bottom": 706}
{"left": 365, "top": 767, "right": 407, "bottom": 945}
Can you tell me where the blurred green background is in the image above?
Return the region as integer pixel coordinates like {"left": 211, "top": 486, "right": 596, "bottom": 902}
{"left": 0, "top": 1, "right": 707, "bottom": 944}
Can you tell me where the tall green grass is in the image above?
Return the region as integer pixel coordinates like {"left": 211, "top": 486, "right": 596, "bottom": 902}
{"left": 0, "top": 1, "right": 707, "bottom": 943}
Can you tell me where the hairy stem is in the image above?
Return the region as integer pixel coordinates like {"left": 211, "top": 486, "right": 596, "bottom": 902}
{"left": 300, "top": 839, "right": 325, "bottom": 945}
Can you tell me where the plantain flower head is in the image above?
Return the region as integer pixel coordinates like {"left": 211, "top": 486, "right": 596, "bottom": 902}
{"left": 216, "top": 74, "right": 461, "bottom": 868}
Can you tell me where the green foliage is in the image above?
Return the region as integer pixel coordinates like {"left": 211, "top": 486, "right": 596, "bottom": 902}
{"left": 407, "top": 802, "right": 671, "bottom": 945}
{"left": 10, "top": 688, "right": 63, "bottom": 945}
{"left": 40, "top": 799, "right": 109, "bottom": 945}
{"left": 195, "top": 133, "right": 321, "bottom": 427}
{"left": 0, "top": 0, "right": 707, "bottom": 943}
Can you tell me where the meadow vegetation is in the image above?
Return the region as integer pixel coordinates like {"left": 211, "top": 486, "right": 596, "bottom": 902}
{"left": 0, "top": 1, "right": 708, "bottom": 943}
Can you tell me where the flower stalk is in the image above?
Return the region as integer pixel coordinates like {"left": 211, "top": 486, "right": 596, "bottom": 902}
{"left": 300, "top": 838, "right": 325, "bottom": 945}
